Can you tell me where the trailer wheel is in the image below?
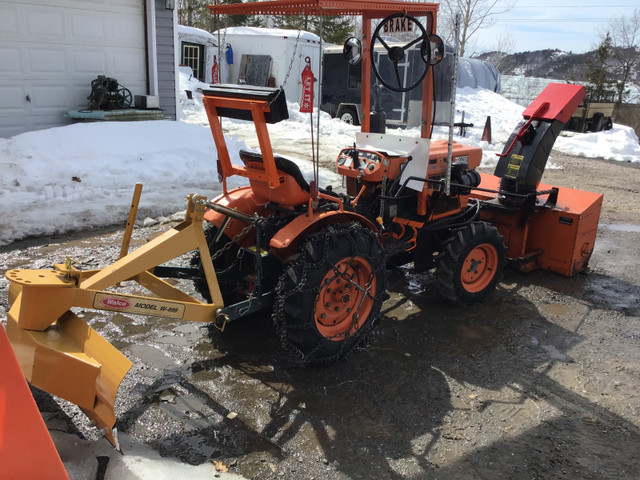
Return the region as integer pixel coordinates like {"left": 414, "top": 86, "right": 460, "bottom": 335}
{"left": 604, "top": 117, "right": 613, "bottom": 130}
{"left": 339, "top": 107, "right": 359, "bottom": 125}
{"left": 590, "top": 112, "right": 606, "bottom": 132}
{"left": 436, "top": 222, "right": 505, "bottom": 304}
{"left": 274, "top": 222, "right": 387, "bottom": 364}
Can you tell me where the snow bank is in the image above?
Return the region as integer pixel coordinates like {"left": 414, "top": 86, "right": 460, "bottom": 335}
{"left": 555, "top": 125, "right": 640, "bottom": 163}
{"left": 1, "top": 77, "right": 638, "bottom": 247}
{"left": 0, "top": 120, "right": 246, "bottom": 246}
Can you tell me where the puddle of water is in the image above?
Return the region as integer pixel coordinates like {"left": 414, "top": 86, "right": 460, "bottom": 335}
{"left": 540, "top": 303, "right": 571, "bottom": 317}
{"left": 156, "top": 334, "right": 195, "bottom": 348}
{"left": 602, "top": 223, "right": 640, "bottom": 233}
{"left": 128, "top": 344, "right": 180, "bottom": 369}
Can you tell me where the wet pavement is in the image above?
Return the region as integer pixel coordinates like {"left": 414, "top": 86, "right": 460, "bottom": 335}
{"left": 2, "top": 217, "right": 640, "bottom": 479}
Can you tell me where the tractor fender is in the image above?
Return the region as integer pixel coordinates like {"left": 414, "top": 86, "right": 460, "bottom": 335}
{"left": 269, "top": 210, "right": 380, "bottom": 261}
{"left": 204, "top": 186, "right": 268, "bottom": 241}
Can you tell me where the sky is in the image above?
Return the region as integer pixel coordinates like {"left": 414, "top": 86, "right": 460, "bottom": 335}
{"left": 0, "top": 72, "right": 639, "bottom": 478}
{"left": 467, "top": 0, "right": 639, "bottom": 54}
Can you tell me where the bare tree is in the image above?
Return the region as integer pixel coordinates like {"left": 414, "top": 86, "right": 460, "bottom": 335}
{"left": 603, "top": 8, "right": 640, "bottom": 104}
{"left": 436, "top": 0, "right": 513, "bottom": 57}
{"left": 493, "top": 28, "right": 516, "bottom": 72}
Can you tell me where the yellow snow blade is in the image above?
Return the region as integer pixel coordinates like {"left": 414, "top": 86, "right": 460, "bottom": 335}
{"left": 6, "top": 280, "right": 132, "bottom": 447}
{"left": 4, "top": 193, "right": 223, "bottom": 447}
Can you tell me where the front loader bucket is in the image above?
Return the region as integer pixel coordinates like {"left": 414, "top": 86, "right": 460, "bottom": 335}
{"left": 6, "top": 279, "right": 132, "bottom": 447}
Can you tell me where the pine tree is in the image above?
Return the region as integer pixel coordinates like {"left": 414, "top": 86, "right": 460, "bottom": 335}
{"left": 585, "top": 33, "right": 617, "bottom": 102}
{"left": 273, "top": 15, "right": 354, "bottom": 44}
{"left": 178, "top": 0, "right": 259, "bottom": 32}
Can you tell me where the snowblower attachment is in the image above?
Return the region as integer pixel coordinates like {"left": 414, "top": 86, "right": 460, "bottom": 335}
{"left": 474, "top": 83, "right": 603, "bottom": 276}
{"left": 4, "top": 192, "right": 224, "bottom": 447}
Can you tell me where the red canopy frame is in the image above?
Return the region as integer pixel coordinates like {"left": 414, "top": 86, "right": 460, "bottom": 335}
{"left": 207, "top": 0, "right": 439, "bottom": 138}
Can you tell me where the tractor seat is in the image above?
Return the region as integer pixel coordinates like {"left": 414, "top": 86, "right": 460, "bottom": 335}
{"left": 239, "top": 149, "right": 311, "bottom": 207}
{"left": 239, "top": 149, "right": 310, "bottom": 192}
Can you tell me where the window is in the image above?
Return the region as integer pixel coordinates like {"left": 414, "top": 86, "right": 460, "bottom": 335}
{"left": 182, "top": 43, "right": 204, "bottom": 81}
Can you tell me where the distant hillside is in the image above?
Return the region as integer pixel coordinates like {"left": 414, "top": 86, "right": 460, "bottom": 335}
{"left": 475, "top": 49, "right": 592, "bottom": 82}
{"left": 476, "top": 48, "right": 638, "bottom": 84}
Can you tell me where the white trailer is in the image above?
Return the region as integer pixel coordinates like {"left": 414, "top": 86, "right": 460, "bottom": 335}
{"left": 178, "top": 25, "right": 220, "bottom": 84}
{"left": 213, "top": 27, "right": 322, "bottom": 105}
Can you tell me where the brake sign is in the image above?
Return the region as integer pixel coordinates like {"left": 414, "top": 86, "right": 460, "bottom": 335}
{"left": 383, "top": 17, "right": 414, "bottom": 34}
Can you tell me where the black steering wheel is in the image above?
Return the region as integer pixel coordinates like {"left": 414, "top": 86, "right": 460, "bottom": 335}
{"left": 370, "top": 13, "right": 432, "bottom": 93}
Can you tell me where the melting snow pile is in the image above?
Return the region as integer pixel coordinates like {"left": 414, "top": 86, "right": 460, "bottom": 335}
{"left": 0, "top": 71, "right": 638, "bottom": 246}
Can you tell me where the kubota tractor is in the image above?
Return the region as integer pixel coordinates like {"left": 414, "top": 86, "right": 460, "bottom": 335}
{"left": 3, "top": 0, "right": 602, "bottom": 449}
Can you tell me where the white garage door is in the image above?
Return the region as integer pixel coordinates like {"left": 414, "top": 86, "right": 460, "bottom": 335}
{"left": 0, "top": 0, "right": 147, "bottom": 138}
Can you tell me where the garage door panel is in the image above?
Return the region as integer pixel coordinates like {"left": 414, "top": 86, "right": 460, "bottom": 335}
{"left": 70, "top": 13, "right": 107, "bottom": 40}
{"left": 32, "top": 112, "right": 69, "bottom": 131}
{"left": 28, "top": 48, "right": 68, "bottom": 75}
{"left": 112, "top": 16, "right": 145, "bottom": 44}
{"left": 0, "top": 6, "right": 18, "bottom": 34}
{"left": 8, "top": 0, "right": 141, "bottom": 15}
{"left": 0, "top": 84, "right": 25, "bottom": 110}
{"left": 26, "top": 9, "right": 66, "bottom": 38}
{"left": 0, "top": 121, "right": 30, "bottom": 139}
{"left": 73, "top": 50, "right": 109, "bottom": 74}
{"left": 0, "top": 48, "right": 21, "bottom": 74}
{"left": 30, "top": 85, "right": 70, "bottom": 110}
{"left": 113, "top": 51, "right": 147, "bottom": 76}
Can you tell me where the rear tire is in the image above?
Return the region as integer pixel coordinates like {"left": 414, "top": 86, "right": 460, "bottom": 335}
{"left": 274, "top": 222, "right": 386, "bottom": 364}
{"left": 436, "top": 222, "right": 505, "bottom": 304}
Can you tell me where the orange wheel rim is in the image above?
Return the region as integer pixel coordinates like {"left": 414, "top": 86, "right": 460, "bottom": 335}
{"left": 315, "top": 256, "right": 376, "bottom": 341}
{"left": 460, "top": 243, "right": 498, "bottom": 293}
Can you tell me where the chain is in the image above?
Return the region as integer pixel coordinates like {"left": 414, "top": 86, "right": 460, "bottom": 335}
{"left": 273, "top": 223, "right": 387, "bottom": 365}
{"left": 211, "top": 222, "right": 254, "bottom": 263}
{"left": 268, "top": 26, "right": 303, "bottom": 106}
{"left": 379, "top": 175, "right": 387, "bottom": 222}
{"left": 282, "top": 27, "right": 302, "bottom": 91}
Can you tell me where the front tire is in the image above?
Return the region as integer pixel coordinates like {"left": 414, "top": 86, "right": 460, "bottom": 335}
{"left": 274, "top": 223, "right": 387, "bottom": 364}
{"left": 436, "top": 222, "right": 505, "bottom": 304}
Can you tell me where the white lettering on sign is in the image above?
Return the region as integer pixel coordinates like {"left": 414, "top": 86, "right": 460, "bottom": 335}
{"left": 383, "top": 17, "right": 414, "bottom": 34}
{"left": 93, "top": 293, "right": 186, "bottom": 319}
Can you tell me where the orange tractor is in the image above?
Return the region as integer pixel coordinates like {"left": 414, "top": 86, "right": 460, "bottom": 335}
{"left": 4, "top": 0, "right": 602, "bottom": 449}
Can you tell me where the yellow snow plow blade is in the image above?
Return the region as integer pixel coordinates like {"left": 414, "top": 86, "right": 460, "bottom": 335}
{"left": 6, "top": 275, "right": 133, "bottom": 447}
{"left": 7, "top": 280, "right": 132, "bottom": 445}
{"left": 4, "top": 193, "right": 224, "bottom": 447}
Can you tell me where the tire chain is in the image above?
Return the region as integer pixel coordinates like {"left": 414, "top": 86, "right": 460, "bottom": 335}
{"left": 273, "top": 223, "right": 387, "bottom": 365}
